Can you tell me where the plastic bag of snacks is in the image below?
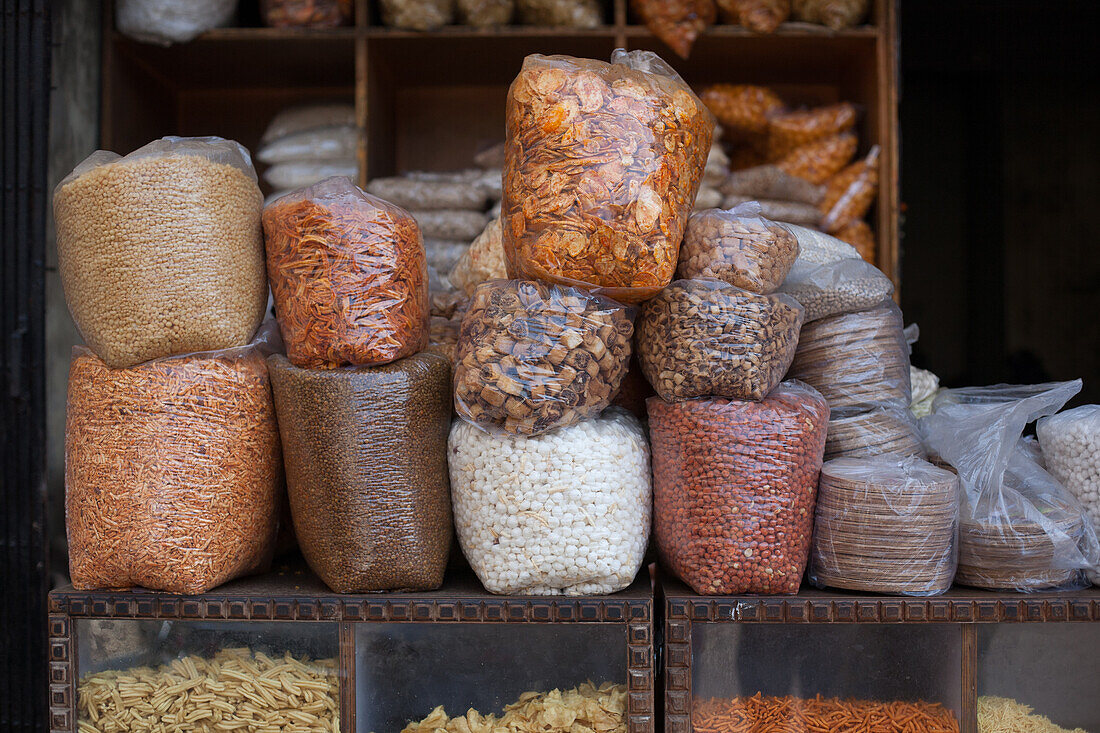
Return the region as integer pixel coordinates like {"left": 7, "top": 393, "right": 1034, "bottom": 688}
{"left": 694, "top": 186, "right": 723, "bottom": 210}
{"left": 457, "top": 0, "right": 514, "bottom": 25}
{"left": 820, "top": 145, "right": 879, "bottom": 233}
{"left": 719, "top": 164, "right": 825, "bottom": 205}
{"left": 269, "top": 353, "right": 452, "bottom": 593}
{"left": 66, "top": 335, "right": 283, "bottom": 594}
{"left": 1038, "top": 405, "right": 1100, "bottom": 583}
{"left": 791, "top": 0, "right": 868, "bottom": 29}
{"left": 378, "top": 0, "right": 454, "bottom": 29}
{"left": 788, "top": 301, "right": 912, "bottom": 412}
{"left": 650, "top": 381, "right": 829, "bottom": 594}
{"left": 699, "top": 84, "right": 784, "bottom": 141}
{"left": 824, "top": 406, "right": 924, "bottom": 461}
{"left": 54, "top": 136, "right": 267, "bottom": 368}
{"left": 785, "top": 223, "right": 860, "bottom": 264}
{"left": 678, "top": 203, "right": 799, "bottom": 293}
{"left": 719, "top": 194, "right": 822, "bottom": 227}
{"left": 921, "top": 381, "right": 1100, "bottom": 591}
{"left": 809, "top": 456, "right": 959, "bottom": 596}
{"left": 779, "top": 256, "right": 894, "bottom": 321}
{"left": 450, "top": 408, "right": 651, "bottom": 595}
{"left": 260, "top": 0, "right": 352, "bottom": 26}
{"left": 256, "top": 126, "right": 357, "bottom": 165}
{"left": 412, "top": 209, "right": 488, "bottom": 240}
{"left": 264, "top": 159, "right": 359, "bottom": 190}
{"left": 765, "top": 102, "right": 858, "bottom": 160}
{"left": 263, "top": 176, "right": 428, "bottom": 369}
{"left": 262, "top": 104, "right": 356, "bottom": 144}
{"left": 367, "top": 176, "right": 488, "bottom": 211}
{"left": 835, "top": 219, "right": 875, "bottom": 263}
{"left": 776, "top": 131, "right": 857, "bottom": 184}
{"left": 502, "top": 50, "right": 714, "bottom": 304}
{"left": 636, "top": 279, "right": 804, "bottom": 402}
{"left": 116, "top": 0, "right": 236, "bottom": 44}
{"left": 514, "top": 0, "right": 601, "bottom": 27}
{"left": 715, "top": 0, "right": 790, "bottom": 33}
{"left": 453, "top": 280, "right": 633, "bottom": 435}
{"left": 629, "top": 0, "right": 716, "bottom": 59}
{"left": 449, "top": 218, "right": 508, "bottom": 295}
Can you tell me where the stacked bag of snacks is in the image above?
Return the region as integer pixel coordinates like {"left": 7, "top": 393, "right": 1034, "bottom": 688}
{"left": 375, "top": 0, "right": 603, "bottom": 30}
{"left": 55, "top": 137, "right": 283, "bottom": 594}
{"left": 257, "top": 103, "right": 358, "bottom": 204}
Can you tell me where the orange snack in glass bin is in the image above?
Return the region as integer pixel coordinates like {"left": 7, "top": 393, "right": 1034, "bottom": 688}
{"left": 700, "top": 84, "right": 785, "bottom": 140}
{"left": 776, "top": 131, "right": 857, "bottom": 184}
{"left": 835, "top": 219, "right": 876, "bottom": 264}
{"left": 820, "top": 145, "right": 879, "bottom": 232}
{"left": 766, "top": 102, "right": 858, "bottom": 159}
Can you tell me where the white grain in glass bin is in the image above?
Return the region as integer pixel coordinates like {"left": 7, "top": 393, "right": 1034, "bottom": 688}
{"left": 449, "top": 408, "right": 651, "bottom": 595}
{"left": 53, "top": 136, "right": 267, "bottom": 368}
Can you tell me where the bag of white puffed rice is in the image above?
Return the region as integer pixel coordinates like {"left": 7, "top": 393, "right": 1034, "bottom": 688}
{"left": 449, "top": 408, "right": 652, "bottom": 595}
{"left": 1038, "top": 405, "right": 1100, "bottom": 584}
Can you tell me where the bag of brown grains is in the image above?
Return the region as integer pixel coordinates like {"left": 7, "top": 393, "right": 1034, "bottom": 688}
{"left": 636, "top": 279, "right": 804, "bottom": 402}
{"left": 268, "top": 353, "right": 452, "bottom": 593}
{"left": 263, "top": 176, "right": 429, "bottom": 370}
{"left": 66, "top": 336, "right": 283, "bottom": 595}
{"left": 779, "top": 255, "right": 893, "bottom": 322}
{"left": 54, "top": 136, "right": 268, "bottom": 369}
{"left": 501, "top": 50, "right": 714, "bottom": 304}
{"left": 649, "top": 380, "right": 830, "bottom": 595}
{"left": 453, "top": 280, "right": 633, "bottom": 435}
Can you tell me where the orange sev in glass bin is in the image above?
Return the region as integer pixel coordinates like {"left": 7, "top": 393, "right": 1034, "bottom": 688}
{"left": 501, "top": 50, "right": 714, "bottom": 304}
{"left": 262, "top": 176, "right": 429, "bottom": 369}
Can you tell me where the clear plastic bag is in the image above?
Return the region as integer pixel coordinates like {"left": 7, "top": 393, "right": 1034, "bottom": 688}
{"left": 776, "top": 130, "right": 858, "bottom": 184}
{"left": 514, "top": 0, "right": 602, "bottom": 27}
{"left": 719, "top": 194, "right": 822, "bottom": 227}
{"left": 809, "top": 456, "right": 959, "bottom": 596}
{"left": 921, "top": 381, "right": 1100, "bottom": 591}
{"left": 449, "top": 408, "right": 651, "bottom": 595}
{"left": 456, "top": 0, "right": 514, "bottom": 25}
{"left": 66, "top": 334, "right": 283, "bottom": 594}
{"left": 791, "top": 0, "right": 868, "bottom": 29}
{"left": 366, "top": 176, "right": 488, "bottom": 211}
{"left": 268, "top": 353, "right": 452, "bottom": 593}
{"left": 650, "top": 381, "right": 829, "bottom": 594}
{"left": 699, "top": 84, "right": 785, "bottom": 141}
{"left": 423, "top": 239, "right": 469, "bottom": 275}
{"left": 54, "top": 136, "right": 266, "bottom": 368}
{"left": 704, "top": 143, "right": 730, "bottom": 186}
{"left": 637, "top": 279, "right": 804, "bottom": 401}
{"left": 779, "top": 255, "right": 894, "bottom": 321}
{"left": 116, "top": 0, "right": 237, "bottom": 45}
{"left": 716, "top": 0, "right": 790, "bottom": 33}
{"left": 784, "top": 223, "right": 860, "bottom": 264}
{"left": 765, "top": 102, "right": 858, "bottom": 160}
{"left": 693, "top": 185, "right": 723, "bottom": 210}
{"left": 821, "top": 145, "right": 880, "bottom": 233}
{"left": 262, "top": 103, "right": 356, "bottom": 144}
{"left": 378, "top": 0, "right": 455, "bottom": 29}
{"left": 449, "top": 218, "right": 508, "bottom": 295}
{"left": 453, "top": 280, "right": 633, "bottom": 435}
{"left": 1038, "top": 405, "right": 1100, "bottom": 583}
{"left": 678, "top": 203, "right": 799, "bottom": 293}
{"left": 262, "top": 176, "right": 429, "bottom": 369}
{"left": 787, "top": 301, "right": 912, "bottom": 412}
{"left": 629, "top": 0, "right": 716, "bottom": 59}
{"left": 834, "top": 218, "right": 876, "bottom": 263}
{"left": 411, "top": 209, "right": 488, "bottom": 240}
{"left": 825, "top": 406, "right": 925, "bottom": 461}
{"left": 263, "top": 159, "right": 358, "bottom": 190}
{"left": 501, "top": 50, "right": 715, "bottom": 304}
{"left": 256, "top": 125, "right": 357, "bottom": 165}
{"left": 260, "top": 0, "right": 353, "bottom": 26}
{"left": 719, "top": 164, "right": 825, "bottom": 205}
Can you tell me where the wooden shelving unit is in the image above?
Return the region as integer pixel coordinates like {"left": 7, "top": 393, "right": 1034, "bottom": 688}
{"left": 99, "top": 0, "right": 900, "bottom": 285}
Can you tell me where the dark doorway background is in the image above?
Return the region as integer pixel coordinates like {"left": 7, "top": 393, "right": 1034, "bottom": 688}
{"left": 899, "top": 0, "right": 1100, "bottom": 407}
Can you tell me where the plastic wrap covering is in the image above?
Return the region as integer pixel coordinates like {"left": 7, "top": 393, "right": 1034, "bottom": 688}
{"left": 636, "top": 279, "right": 803, "bottom": 402}
{"left": 791, "top": 0, "right": 868, "bottom": 29}
{"left": 264, "top": 159, "right": 358, "bottom": 190}
{"left": 449, "top": 218, "right": 508, "bottom": 295}
{"left": 66, "top": 339, "right": 282, "bottom": 595}
{"left": 367, "top": 176, "right": 488, "bottom": 211}
{"left": 456, "top": 0, "right": 514, "bottom": 25}
{"left": 262, "top": 104, "right": 357, "bottom": 143}
{"left": 787, "top": 302, "right": 912, "bottom": 412}
{"left": 809, "top": 456, "right": 959, "bottom": 596}
{"left": 453, "top": 280, "right": 633, "bottom": 435}
{"left": 629, "top": 0, "right": 716, "bottom": 59}
{"left": 825, "top": 406, "right": 924, "bottom": 461}
{"left": 263, "top": 176, "right": 429, "bottom": 369}
{"left": 693, "top": 185, "right": 722, "bottom": 210}
{"left": 820, "top": 145, "right": 879, "bottom": 232}
{"left": 268, "top": 353, "right": 452, "bottom": 593}
{"left": 719, "top": 194, "right": 822, "bottom": 227}
{"left": 502, "top": 50, "right": 714, "bottom": 304}
{"left": 719, "top": 164, "right": 825, "bottom": 205}
{"left": 776, "top": 131, "right": 857, "bottom": 184}
{"left": 677, "top": 203, "right": 799, "bottom": 293}
{"left": 1038, "top": 405, "right": 1100, "bottom": 583}
{"left": 835, "top": 218, "right": 876, "bottom": 263}
{"left": 921, "top": 382, "right": 1100, "bottom": 591}
{"left": 765, "top": 102, "right": 858, "bottom": 160}
{"left": 379, "top": 0, "right": 454, "bottom": 29}
{"left": 910, "top": 366, "right": 941, "bottom": 418}
{"left": 699, "top": 84, "right": 784, "bottom": 140}
{"left": 449, "top": 409, "right": 650, "bottom": 595}
{"left": 514, "top": 0, "right": 602, "bottom": 27}
{"left": 715, "top": 0, "right": 790, "bottom": 33}
{"left": 412, "top": 209, "right": 488, "bottom": 240}
{"left": 256, "top": 126, "right": 357, "bottom": 165}
{"left": 779, "top": 256, "right": 894, "bottom": 321}
{"left": 260, "top": 0, "right": 352, "bottom": 26}
{"left": 54, "top": 137, "right": 266, "bottom": 368}
{"left": 785, "top": 222, "right": 860, "bottom": 264}
{"left": 116, "top": 0, "right": 237, "bottom": 45}
{"left": 649, "top": 381, "right": 829, "bottom": 594}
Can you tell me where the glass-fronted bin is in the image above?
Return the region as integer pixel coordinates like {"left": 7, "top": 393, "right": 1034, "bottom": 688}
{"left": 977, "top": 624, "right": 1100, "bottom": 732}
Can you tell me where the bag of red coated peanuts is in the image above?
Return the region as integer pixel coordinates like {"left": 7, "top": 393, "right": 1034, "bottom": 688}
{"left": 648, "top": 380, "right": 830, "bottom": 595}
